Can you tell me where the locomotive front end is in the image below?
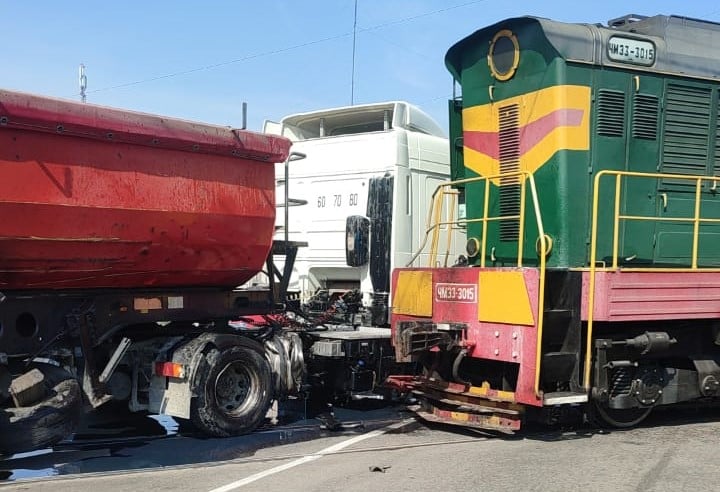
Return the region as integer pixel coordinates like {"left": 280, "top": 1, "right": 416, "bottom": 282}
{"left": 391, "top": 13, "right": 720, "bottom": 431}
{"left": 389, "top": 17, "right": 594, "bottom": 430}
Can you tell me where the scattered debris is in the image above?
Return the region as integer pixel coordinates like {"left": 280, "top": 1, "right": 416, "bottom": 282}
{"left": 316, "top": 404, "right": 342, "bottom": 431}
{"left": 369, "top": 465, "right": 391, "bottom": 473}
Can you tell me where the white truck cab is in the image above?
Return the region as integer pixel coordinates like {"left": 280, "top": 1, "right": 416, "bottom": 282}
{"left": 264, "top": 101, "right": 461, "bottom": 325}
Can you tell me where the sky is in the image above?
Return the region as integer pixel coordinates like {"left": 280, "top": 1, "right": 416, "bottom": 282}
{"left": 2, "top": 1, "right": 719, "bottom": 134}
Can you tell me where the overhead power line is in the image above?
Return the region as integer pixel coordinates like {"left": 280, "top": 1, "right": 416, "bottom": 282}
{"left": 82, "top": 0, "right": 488, "bottom": 96}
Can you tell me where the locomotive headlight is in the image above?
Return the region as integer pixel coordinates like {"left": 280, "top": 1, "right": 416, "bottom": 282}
{"left": 488, "top": 29, "right": 519, "bottom": 81}
{"left": 466, "top": 237, "right": 481, "bottom": 258}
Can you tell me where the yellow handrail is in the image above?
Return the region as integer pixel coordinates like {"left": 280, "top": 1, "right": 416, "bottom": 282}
{"left": 585, "top": 170, "right": 720, "bottom": 389}
{"left": 407, "top": 170, "right": 548, "bottom": 397}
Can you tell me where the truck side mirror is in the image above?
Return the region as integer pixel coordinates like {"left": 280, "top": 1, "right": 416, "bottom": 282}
{"left": 346, "top": 215, "right": 369, "bottom": 267}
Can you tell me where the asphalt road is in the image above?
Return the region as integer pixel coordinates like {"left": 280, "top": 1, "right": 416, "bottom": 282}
{"left": 2, "top": 405, "right": 720, "bottom": 492}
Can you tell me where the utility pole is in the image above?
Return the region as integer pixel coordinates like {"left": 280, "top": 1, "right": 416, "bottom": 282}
{"left": 79, "top": 64, "right": 87, "bottom": 103}
{"left": 351, "top": 0, "right": 358, "bottom": 105}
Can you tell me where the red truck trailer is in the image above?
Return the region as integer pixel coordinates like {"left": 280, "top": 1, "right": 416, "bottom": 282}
{"left": 0, "top": 89, "right": 306, "bottom": 455}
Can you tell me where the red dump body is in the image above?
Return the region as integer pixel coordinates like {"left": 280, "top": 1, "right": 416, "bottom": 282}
{"left": 0, "top": 89, "right": 291, "bottom": 290}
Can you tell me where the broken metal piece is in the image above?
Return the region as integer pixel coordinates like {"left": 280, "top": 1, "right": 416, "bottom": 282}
{"left": 10, "top": 368, "right": 46, "bottom": 407}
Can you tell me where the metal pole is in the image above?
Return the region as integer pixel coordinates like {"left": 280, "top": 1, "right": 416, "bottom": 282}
{"left": 285, "top": 157, "right": 290, "bottom": 244}
{"left": 79, "top": 64, "right": 87, "bottom": 103}
{"left": 351, "top": 0, "right": 358, "bottom": 105}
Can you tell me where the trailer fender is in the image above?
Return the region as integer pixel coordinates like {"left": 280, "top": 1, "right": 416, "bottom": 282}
{"left": 148, "top": 333, "right": 270, "bottom": 420}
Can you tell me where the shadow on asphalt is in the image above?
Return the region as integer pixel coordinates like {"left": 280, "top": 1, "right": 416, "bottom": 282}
{"left": 0, "top": 398, "right": 408, "bottom": 482}
{"left": 3, "top": 400, "right": 719, "bottom": 482}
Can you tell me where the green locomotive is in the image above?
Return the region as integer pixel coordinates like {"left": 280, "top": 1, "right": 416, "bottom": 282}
{"left": 390, "top": 14, "right": 720, "bottom": 429}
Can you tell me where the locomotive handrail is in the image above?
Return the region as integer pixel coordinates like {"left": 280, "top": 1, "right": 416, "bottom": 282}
{"left": 585, "top": 169, "right": 720, "bottom": 389}
{"left": 409, "top": 170, "right": 545, "bottom": 269}
{"left": 409, "top": 170, "right": 549, "bottom": 398}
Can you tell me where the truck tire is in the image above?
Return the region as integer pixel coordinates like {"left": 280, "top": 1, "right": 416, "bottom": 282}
{"left": 0, "top": 363, "right": 82, "bottom": 456}
{"left": 190, "top": 342, "right": 273, "bottom": 437}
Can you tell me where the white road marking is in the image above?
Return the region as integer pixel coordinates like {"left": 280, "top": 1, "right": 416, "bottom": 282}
{"left": 208, "top": 419, "right": 414, "bottom": 491}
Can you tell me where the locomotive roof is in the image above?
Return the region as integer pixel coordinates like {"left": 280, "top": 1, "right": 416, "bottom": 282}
{"left": 446, "top": 15, "right": 720, "bottom": 81}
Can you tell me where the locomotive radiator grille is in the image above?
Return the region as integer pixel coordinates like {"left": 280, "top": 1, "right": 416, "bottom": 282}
{"left": 498, "top": 103, "right": 520, "bottom": 241}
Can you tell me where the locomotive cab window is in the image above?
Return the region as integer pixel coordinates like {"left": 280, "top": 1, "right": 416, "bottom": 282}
{"left": 488, "top": 30, "right": 520, "bottom": 81}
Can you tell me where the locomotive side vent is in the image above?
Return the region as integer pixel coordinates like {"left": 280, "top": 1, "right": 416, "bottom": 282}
{"left": 661, "top": 83, "right": 712, "bottom": 186}
{"left": 632, "top": 94, "right": 659, "bottom": 140}
{"left": 597, "top": 89, "right": 625, "bottom": 137}
{"left": 714, "top": 100, "right": 720, "bottom": 177}
{"left": 498, "top": 104, "right": 520, "bottom": 241}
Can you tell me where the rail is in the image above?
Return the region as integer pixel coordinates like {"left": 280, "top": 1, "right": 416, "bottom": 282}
{"left": 585, "top": 170, "right": 720, "bottom": 389}
{"left": 407, "top": 171, "right": 549, "bottom": 397}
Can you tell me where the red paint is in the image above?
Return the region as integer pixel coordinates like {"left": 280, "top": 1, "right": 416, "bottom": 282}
{"left": 0, "top": 89, "right": 291, "bottom": 290}
{"left": 391, "top": 267, "right": 542, "bottom": 407}
{"left": 582, "top": 270, "right": 720, "bottom": 321}
{"left": 518, "top": 109, "right": 583, "bottom": 154}
{"left": 463, "top": 130, "right": 498, "bottom": 159}
{"left": 385, "top": 375, "right": 416, "bottom": 392}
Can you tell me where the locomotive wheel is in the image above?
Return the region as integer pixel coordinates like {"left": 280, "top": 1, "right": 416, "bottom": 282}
{"left": 589, "top": 400, "right": 652, "bottom": 429}
{"left": 189, "top": 341, "right": 273, "bottom": 437}
{"left": 0, "top": 363, "right": 82, "bottom": 456}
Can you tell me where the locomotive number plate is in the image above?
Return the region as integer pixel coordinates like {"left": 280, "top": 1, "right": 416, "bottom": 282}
{"left": 607, "top": 36, "right": 655, "bottom": 66}
{"left": 435, "top": 283, "right": 477, "bottom": 303}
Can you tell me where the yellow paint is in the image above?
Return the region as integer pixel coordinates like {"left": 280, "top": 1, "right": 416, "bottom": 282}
{"left": 392, "top": 270, "right": 433, "bottom": 317}
{"left": 496, "top": 389, "right": 516, "bottom": 401}
{"left": 450, "top": 411, "right": 470, "bottom": 421}
{"left": 468, "top": 381, "right": 492, "bottom": 396}
{"left": 478, "top": 271, "right": 534, "bottom": 326}
{"left": 463, "top": 85, "right": 591, "bottom": 185}
{"left": 468, "top": 383, "right": 517, "bottom": 403}
{"left": 463, "top": 147, "right": 497, "bottom": 184}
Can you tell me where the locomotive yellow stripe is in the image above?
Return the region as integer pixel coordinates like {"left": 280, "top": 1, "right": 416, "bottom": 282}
{"left": 463, "top": 85, "right": 590, "bottom": 131}
{"left": 462, "top": 85, "right": 590, "bottom": 184}
{"left": 462, "top": 147, "right": 497, "bottom": 185}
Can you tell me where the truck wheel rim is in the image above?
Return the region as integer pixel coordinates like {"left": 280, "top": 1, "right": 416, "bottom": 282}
{"left": 215, "top": 362, "right": 253, "bottom": 415}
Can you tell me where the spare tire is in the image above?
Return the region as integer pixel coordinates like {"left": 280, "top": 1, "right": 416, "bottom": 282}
{"left": 189, "top": 340, "right": 273, "bottom": 437}
{"left": 0, "top": 363, "right": 82, "bottom": 456}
